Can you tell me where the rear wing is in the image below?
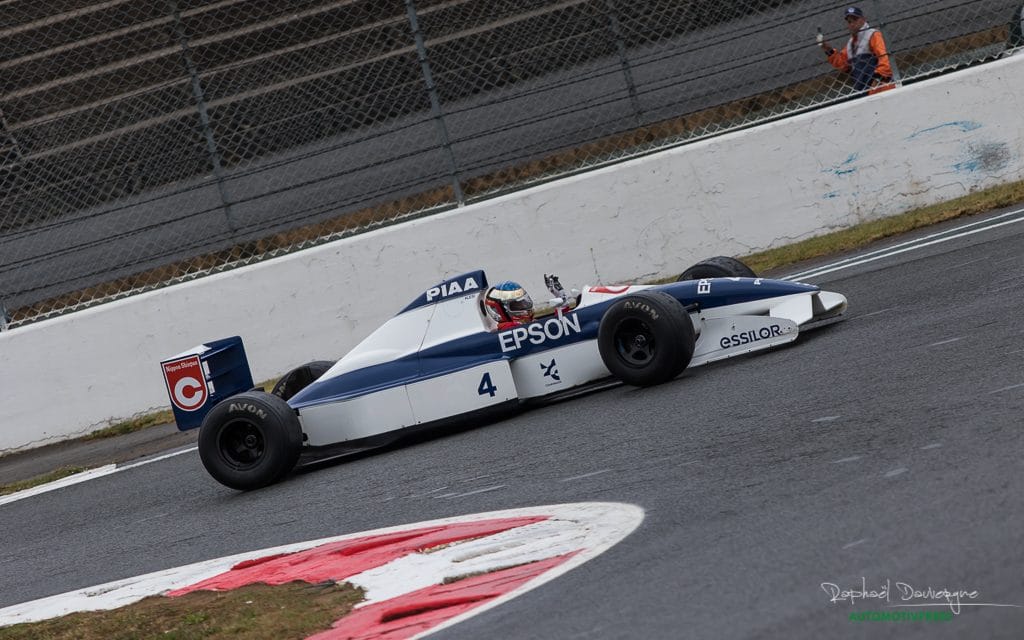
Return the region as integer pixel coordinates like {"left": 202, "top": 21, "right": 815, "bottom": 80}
{"left": 159, "top": 336, "right": 254, "bottom": 430}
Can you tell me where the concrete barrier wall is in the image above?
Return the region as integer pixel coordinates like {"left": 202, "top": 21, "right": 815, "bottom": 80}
{"left": 2, "top": 56, "right": 1022, "bottom": 453}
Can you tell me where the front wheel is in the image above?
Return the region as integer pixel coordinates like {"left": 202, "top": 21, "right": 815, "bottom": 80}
{"left": 597, "top": 291, "right": 695, "bottom": 387}
{"left": 271, "top": 360, "right": 334, "bottom": 401}
{"left": 677, "top": 256, "right": 756, "bottom": 281}
{"left": 198, "top": 391, "right": 303, "bottom": 491}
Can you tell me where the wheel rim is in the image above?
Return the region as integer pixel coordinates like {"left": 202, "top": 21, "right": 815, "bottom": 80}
{"left": 613, "top": 318, "right": 656, "bottom": 367}
{"left": 218, "top": 419, "right": 265, "bottom": 470}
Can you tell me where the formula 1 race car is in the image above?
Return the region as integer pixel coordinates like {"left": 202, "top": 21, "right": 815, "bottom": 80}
{"left": 191, "top": 257, "right": 847, "bottom": 490}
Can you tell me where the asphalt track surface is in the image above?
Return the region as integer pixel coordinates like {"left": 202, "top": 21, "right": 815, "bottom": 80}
{"left": 3, "top": 206, "right": 1024, "bottom": 638}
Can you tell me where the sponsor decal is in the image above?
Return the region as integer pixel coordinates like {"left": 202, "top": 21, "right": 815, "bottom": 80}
{"left": 719, "top": 324, "right": 784, "bottom": 349}
{"left": 425, "top": 276, "right": 480, "bottom": 302}
{"left": 697, "top": 279, "right": 712, "bottom": 295}
{"left": 228, "top": 402, "right": 268, "bottom": 420}
{"left": 498, "top": 314, "right": 583, "bottom": 353}
{"left": 162, "top": 355, "right": 208, "bottom": 412}
{"left": 0, "top": 503, "right": 644, "bottom": 639}
{"left": 622, "top": 300, "right": 659, "bottom": 320}
{"left": 541, "top": 358, "right": 561, "bottom": 383}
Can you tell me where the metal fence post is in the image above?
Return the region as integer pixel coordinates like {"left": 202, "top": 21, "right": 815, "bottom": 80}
{"left": 2, "top": 106, "right": 20, "bottom": 331}
{"left": 168, "top": 0, "right": 237, "bottom": 230}
{"left": 405, "top": 0, "right": 465, "bottom": 206}
{"left": 0, "top": 108, "right": 25, "bottom": 165}
{"left": 604, "top": 0, "right": 643, "bottom": 126}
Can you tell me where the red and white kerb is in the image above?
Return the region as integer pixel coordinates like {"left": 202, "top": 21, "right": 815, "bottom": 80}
{"left": 0, "top": 503, "right": 643, "bottom": 639}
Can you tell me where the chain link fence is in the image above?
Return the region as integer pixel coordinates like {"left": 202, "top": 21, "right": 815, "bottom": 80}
{"left": 2, "top": 0, "right": 1020, "bottom": 328}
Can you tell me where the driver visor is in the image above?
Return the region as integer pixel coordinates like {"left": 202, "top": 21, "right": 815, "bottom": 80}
{"left": 506, "top": 294, "right": 533, "bottom": 312}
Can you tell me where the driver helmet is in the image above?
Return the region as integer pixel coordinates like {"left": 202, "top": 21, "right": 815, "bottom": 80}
{"left": 484, "top": 281, "right": 534, "bottom": 325}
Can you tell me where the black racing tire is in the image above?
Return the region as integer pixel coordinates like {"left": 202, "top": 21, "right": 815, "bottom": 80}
{"left": 271, "top": 360, "right": 334, "bottom": 401}
{"left": 198, "top": 391, "right": 303, "bottom": 491}
{"left": 597, "top": 291, "right": 696, "bottom": 387}
{"left": 677, "top": 256, "right": 757, "bottom": 281}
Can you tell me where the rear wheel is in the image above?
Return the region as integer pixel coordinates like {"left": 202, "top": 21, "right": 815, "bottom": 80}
{"left": 198, "top": 391, "right": 302, "bottom": 490}
{"left": 271, "top": 360, "right": 334, "bottom": 401}
{"left": 677, "top": 256, "right": 756, "bottom": 281}
{"left": 598, "top": 291, "right": 695, "bottom": 387}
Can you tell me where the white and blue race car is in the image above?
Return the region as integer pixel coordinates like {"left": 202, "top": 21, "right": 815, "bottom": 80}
{"left": 196, "top": 258, "right": 847, "bottom": 489}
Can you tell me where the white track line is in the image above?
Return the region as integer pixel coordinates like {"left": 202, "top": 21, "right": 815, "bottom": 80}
{"left": 119, "top": 446, "right": 197, "bottom": 470}
{"left": 989, "top": 383, "right": 1024, "bottom": 394}
{"left": 449, "top": 485, "right": 507, "bottom": 498}
{"left": 561, "top": 469, "right": 612, "bottom": 482}
{"left": 784, "top": 207, "right": 1024, "bottom": 281}
{"left": 832, "top": 456, "right": 862, "bottom": 464}
{"left": 0, "top": 446, "right": 197, "bottom": 507}
{"left": 0, "top": 465, "right": 117, "bottom": 507}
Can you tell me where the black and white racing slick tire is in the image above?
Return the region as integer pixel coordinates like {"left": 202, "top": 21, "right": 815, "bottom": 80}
{"left": 597, "top": 291, "right": 696, "bottom": 387}
{"left": 677, "top": 256, "right": 757, "bottom": 281}
{"left": 198, "top": 391, "right": 303, "bottom": 491}
{"left": 271, "top": 360, "right": 334, "bottom": 401}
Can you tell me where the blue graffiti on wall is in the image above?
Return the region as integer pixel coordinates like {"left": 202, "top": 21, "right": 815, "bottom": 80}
{"left": 905, "top": 121, "right": 982, "bottom": 141}
{"left": 822, "top": 153, "right": 859, "bottom": 177}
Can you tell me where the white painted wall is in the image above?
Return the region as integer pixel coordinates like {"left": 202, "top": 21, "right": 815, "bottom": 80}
{"left": 2, "top": 56, "right": 1022, "bottom": 453}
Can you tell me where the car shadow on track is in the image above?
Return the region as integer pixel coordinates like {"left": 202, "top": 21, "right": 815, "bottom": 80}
{"left": 288, "top": 407, "right": 524, "bottom": 479}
